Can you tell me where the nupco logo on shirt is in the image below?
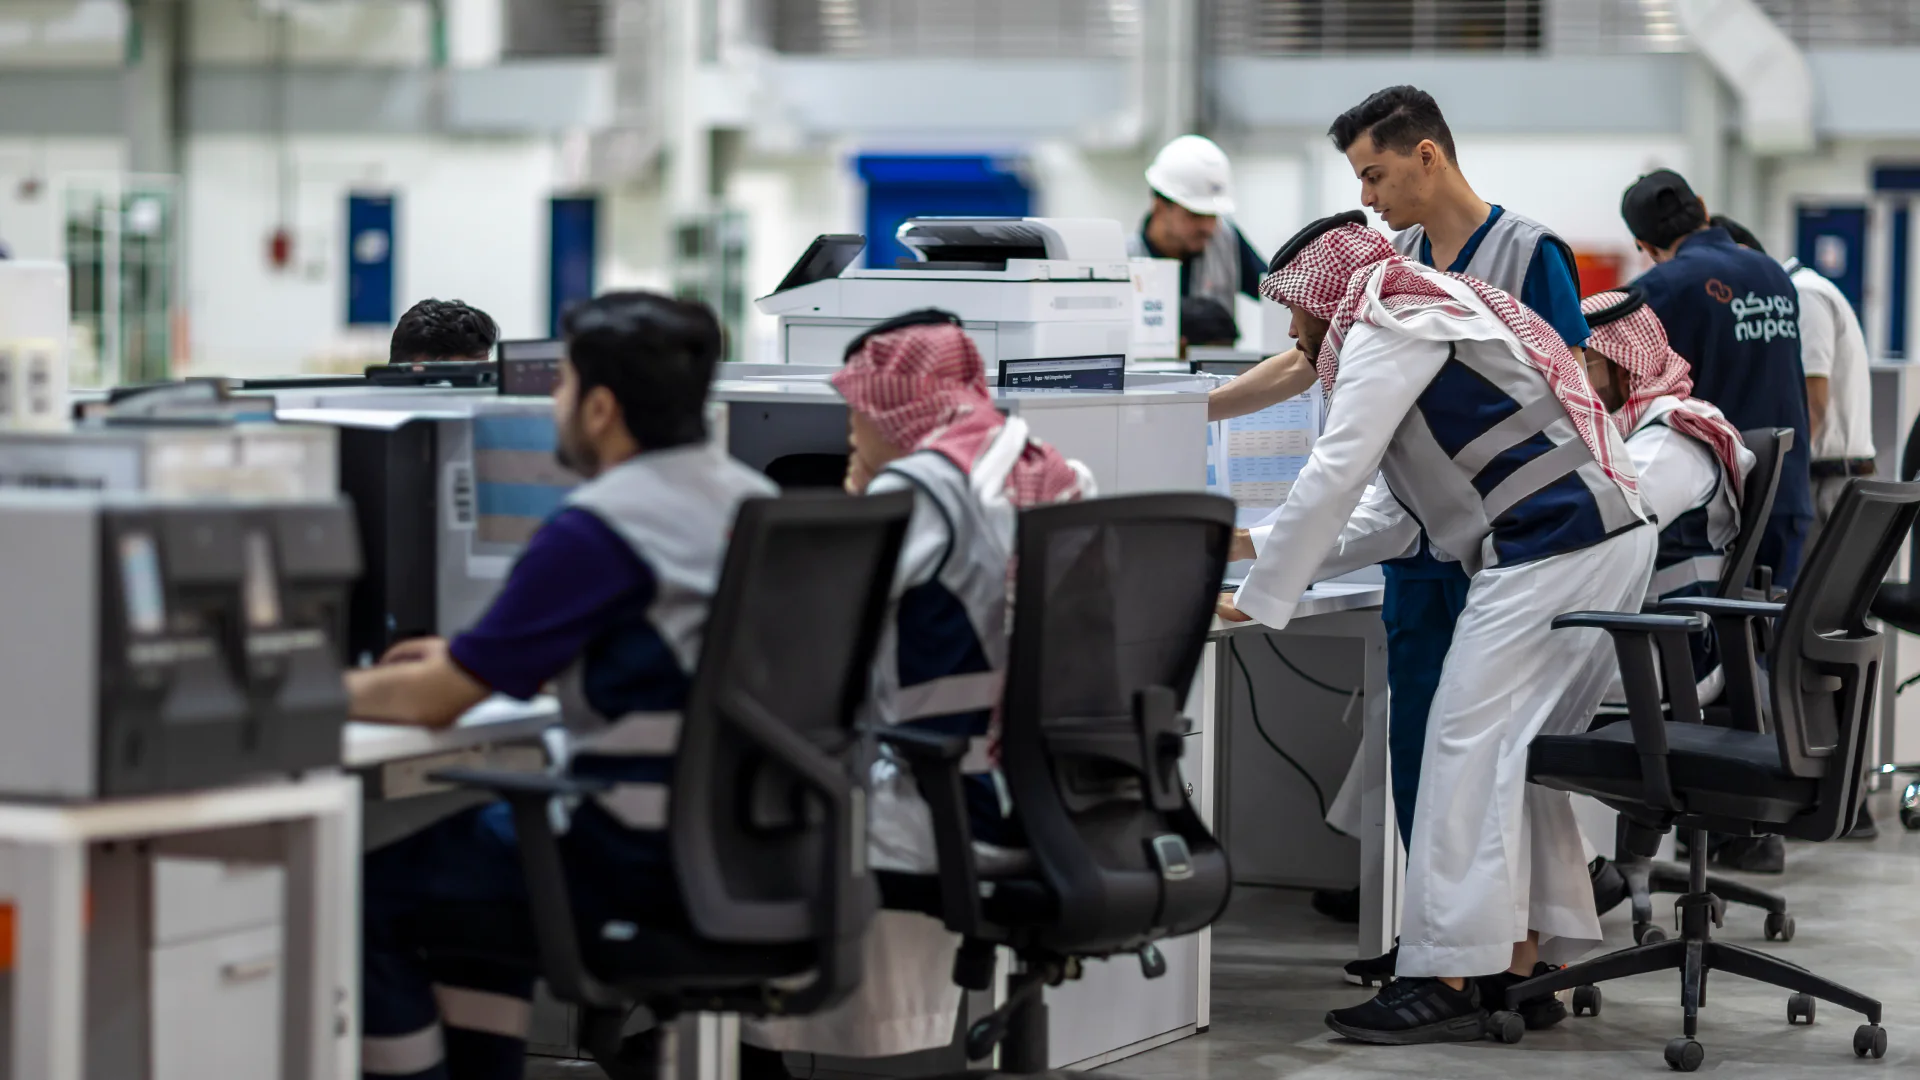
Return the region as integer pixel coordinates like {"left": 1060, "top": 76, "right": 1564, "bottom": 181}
{"left": 1705, "top": 277, "right": 1797, "bottom": 344}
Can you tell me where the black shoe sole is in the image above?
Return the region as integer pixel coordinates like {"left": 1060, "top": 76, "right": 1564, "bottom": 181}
{"left": 1343, "top": 970, "right": 1395, "bottom": 987}
{"left": 1325, "top": 1011, "right": 1489, "bottom": 1045}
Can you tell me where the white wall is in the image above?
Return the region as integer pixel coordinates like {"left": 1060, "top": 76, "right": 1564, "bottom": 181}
{"left": 183, "top": 134, "right": 563, "bottom": 376}
{"left": 0, "top": 137, "right": 128, "bottom": 258}
{"left": 0, "top": 0, "right": 123, "bottom": 68}
{"left": 724, "top": 150, "right": 862, "bottom": 362}
{"left": 191, "top": 0, "right": 433, "bottom": 66}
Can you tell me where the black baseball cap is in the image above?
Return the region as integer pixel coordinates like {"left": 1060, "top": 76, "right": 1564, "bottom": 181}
{"left": 1621, "top": 169, "right": 1707, "bottom": 250}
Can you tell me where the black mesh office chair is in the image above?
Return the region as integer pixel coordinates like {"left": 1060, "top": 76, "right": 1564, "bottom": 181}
{"left": 1496, "top": 479, "right": 1919, "bottom": 1070}
{"left": 439, "top": 491, "right": 913, "bottom": 1079}
{"left": 1609, "top": 427, "right": 1794, "bottom": 946}
{"left": 877, "top": 493, "right": 1237, "bottom": 1074}
{"left": 1865, "top": 410, "right": 1920, "bottom": 827}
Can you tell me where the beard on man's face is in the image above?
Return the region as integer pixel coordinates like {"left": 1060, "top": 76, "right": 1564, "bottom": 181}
{"left": 553, "top": 415, "right": 597, "bottom": 478}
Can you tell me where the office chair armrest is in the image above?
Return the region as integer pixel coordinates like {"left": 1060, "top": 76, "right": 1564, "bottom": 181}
{"left": 874, "top": 729, "right": 989, "bottom": 939}
{"left": 1551, "top": 611, "right": 1708, "bottom": 634}
{"left": 1656, "top": 599, "right": 1776, "bottom": 734}
{"left": 424, "top": 768, "right": 629, "bottom": 1011}
{"left": 428, "top": 768, "right": 614, "bottom": 799}
{"left": 875, "top": 727, "right": 971, "bottom": 763}
{"left": 1552, "top": 611, "right": 1710, "bottom": 811}
{"left": 1654, "top": 597, "right": 1785, "bottom": 621}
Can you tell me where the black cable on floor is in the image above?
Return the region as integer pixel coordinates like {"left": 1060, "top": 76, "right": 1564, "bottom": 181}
{"left": 1263, "top": 634, "right": 1361, "bottom": 697}
{"left": 1228, "top": 636, "right": 1340, "bottom": 833}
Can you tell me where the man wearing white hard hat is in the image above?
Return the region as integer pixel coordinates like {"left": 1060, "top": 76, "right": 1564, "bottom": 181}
{"left": 1128, "top": 134, "right": 1270, "bottom": 314}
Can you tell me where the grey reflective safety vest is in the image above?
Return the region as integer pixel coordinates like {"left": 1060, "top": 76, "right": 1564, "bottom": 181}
{"left": 866, "top": 417, "right": 1094, "bottom": 775}
{"left": 1128, "top": 219, "right": 1245, "bottom": 312}
{"left": 1374, "top": 279, "right": 1645, "bottom": 575}
{"left": 554, "top": 441, "right": 778, "bottom": 830}
{"left": 1391, "top": 206, "right": 1573, "bottom": 298}
{"left": 1386, "top": 208, "right": 1594, "bottom": 569}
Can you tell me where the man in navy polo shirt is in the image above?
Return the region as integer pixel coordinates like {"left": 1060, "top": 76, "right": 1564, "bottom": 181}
{"left": 1622, "top": 169, "right": 1812, "bottom": 590}
{"left": 347, "top": 291, "right": 776, "bottom": 1080}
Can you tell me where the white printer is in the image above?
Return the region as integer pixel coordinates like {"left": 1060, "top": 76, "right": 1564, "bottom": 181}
{"left": 755, "top": 218, "right": 1134, "bottom": 367}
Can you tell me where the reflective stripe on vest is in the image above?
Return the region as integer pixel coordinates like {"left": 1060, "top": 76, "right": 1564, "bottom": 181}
{"left": 1651, "top": 554, "right": 1725, "bottom": 600}
{"left": 895, "top": 670, "right": 1004, "bottom": 724}
{"left": 569, "top": 711, "right": 682, "bottom": 757}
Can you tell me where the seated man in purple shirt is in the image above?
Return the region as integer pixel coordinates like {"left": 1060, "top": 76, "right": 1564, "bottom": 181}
{"left": 347, "top": 291, "right": 775, "bottom": 1080}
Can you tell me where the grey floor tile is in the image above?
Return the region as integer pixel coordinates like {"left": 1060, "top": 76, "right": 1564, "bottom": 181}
{"left": 1105, "top": 794, "right": 1920, "bottom": 1078}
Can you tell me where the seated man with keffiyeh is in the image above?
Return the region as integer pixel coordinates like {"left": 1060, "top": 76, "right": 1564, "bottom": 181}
{"left": 1581, "top": 289, "right": 1755, "bottom": 705}
{"left": 1221, "top": 212, "right": 1658, "bottom": 1044}
{"left": 743, "top": 311, "right": 1096, "bottom": 1074}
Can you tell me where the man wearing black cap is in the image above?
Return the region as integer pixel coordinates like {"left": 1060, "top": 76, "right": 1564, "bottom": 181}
{"left": 1621, "top": 169, "right": 1813, "bottom": 591}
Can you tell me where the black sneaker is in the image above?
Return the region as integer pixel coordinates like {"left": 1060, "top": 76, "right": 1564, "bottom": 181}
{"left": 1716, "top": 834, "right": 1786, "bottom": 873}
{"left": 1590, "top": 856, "right": 1629, "bottom": 917}
{"left": 1479, "top": 964, "right": 1568, "bottom": 1030}
{"left": 1344, "top": 942, "right": 1398, "bottom": 987}
{"left": 1312, "top": 886, "right": 1361, "bottom": 924}
{"left": 1325, "top": 977, "right": 1488, "bottom": 1045}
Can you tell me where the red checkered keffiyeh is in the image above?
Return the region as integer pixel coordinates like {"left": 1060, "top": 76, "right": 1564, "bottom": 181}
{"left": 830, "top": 320, "right": 1085, "bottom": 506}
{"left": 1259, "top": 223, "right": 1637, "bottom": 498}
{"left": 1582, "top": 291, "right": 1749, "bottom": 487}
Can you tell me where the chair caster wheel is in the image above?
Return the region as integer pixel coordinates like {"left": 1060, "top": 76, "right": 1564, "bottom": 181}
{"left": 1635, "top": 923, "right": 1668, "bottom": 945}
{"left": 1665, "top": 1037, "right": 1705, "bottom": 1072}
{"left": 1487, "top": 1010, "right": 1525, "bottom": 1044}
{"left": 1572, "top": 985, "right": 1602, "bottom": 1017}
{"left": 1855, "top": 1023, "right": 1889, "bottom": 1059}
{"left": 1787, "top": 992, "right": 1816, "bottom": 1025}
{"left": 1902, "top": 782, "right": 1920, "bottom": 830}
{"left": 1765, "top": 912, "right": 1796, "bottom": 942}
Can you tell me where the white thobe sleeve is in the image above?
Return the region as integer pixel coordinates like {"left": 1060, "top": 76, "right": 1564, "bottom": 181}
{"left": 1624, "top": 424, "right": 1720, "bottom": 529}
{"left": 1246, "top": 479, "right": 1419, "bottom": 578}
{"left": 1233, "top": 325, "right": 1450, "bottom": 628}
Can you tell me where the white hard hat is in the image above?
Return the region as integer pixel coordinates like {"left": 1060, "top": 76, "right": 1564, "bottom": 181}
{"left": 1146, "top": 135, "right": 1235, "bottom": 217}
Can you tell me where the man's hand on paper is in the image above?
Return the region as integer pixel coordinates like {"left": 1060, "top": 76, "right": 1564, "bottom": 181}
{"left": 1215, "top": 592, "right": 1253, "bottom": 622}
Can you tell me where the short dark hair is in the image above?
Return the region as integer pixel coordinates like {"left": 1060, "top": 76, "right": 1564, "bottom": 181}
{"left": 1329, "top": 86, "right": 1457, "bottom": 163}
{"left": 1180, "top": 297, "right": 1239, "bottom": 347}
{"left": 1710, "top": 214, "right": 1766, "bottom": 255}
{"left": 561, "top": 291, "right": 720, "bottom": 450}
{"left": 390, "top": 299, "right": 499, "bottom": 364}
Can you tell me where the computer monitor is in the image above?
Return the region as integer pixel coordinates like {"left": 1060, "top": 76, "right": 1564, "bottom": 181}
{"left": 772, "top": 234, "right": 867, "bottom": 294}
{"left": 997, "top": 355, "right": 1126, "bottom": 391}
{"left": 498, "top": 339, "right": 566, "bottom": 397}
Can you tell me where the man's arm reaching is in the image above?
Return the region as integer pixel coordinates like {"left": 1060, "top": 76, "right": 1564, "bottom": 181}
{"left": 1208, "top": 346, "right": 1315, "bottom": 422}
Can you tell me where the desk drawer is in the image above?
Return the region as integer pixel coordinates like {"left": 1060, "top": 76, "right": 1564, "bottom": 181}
{"left": 150, "top": 925, "right": 284, "bottom": 1080}
{"left": 153, "top": 857, "right": 285, "bottom": 946}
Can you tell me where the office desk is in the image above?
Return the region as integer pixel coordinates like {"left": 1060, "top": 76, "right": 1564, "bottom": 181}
{"left": 345, "top": 695, "right": 560, "bottom": 770}
{"left": 348, "top": 696, "right": 559, "bottom": 852}
{"left": 1207, "top": 583, "right": 1396, "bottom": 958}
{"left": 0, "top": 774, "right": 360, "bottom": 1080}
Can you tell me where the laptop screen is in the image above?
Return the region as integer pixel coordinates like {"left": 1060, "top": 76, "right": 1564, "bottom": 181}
{"left": 997, "top": 355, "right": 1126, "bottom": 391}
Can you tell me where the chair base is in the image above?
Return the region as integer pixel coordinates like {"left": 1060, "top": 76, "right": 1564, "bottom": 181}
{"left": 1501, "top": 831, "right": 1884, "bottom": 1070}
{"left": 1615, "top": 852, "right": 1788, "bottom": 945}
